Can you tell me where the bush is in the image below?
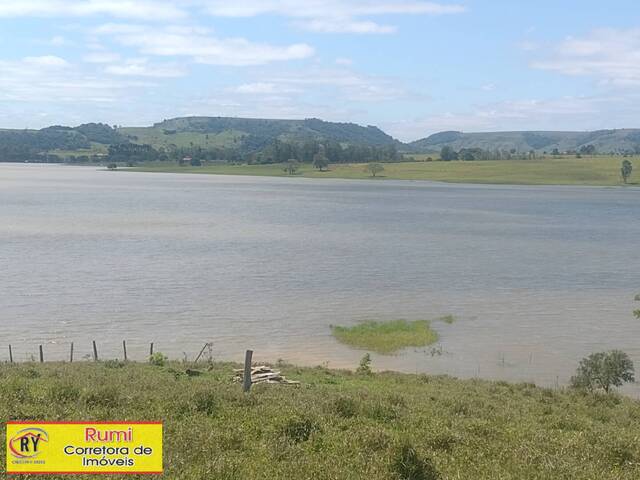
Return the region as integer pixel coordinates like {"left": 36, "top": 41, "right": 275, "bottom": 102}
{"left": 149, "top": 352, "right": 168, "bottom": 367}
{"left": 571, "top": 350, "right": 635, "bottom": 393}
{"left": 332, "top": 397, "right": 358, "bottom": 418}
{"left": 281, "top": 417, "right": 319, "bottom": 443}
{"left": 193, "top": 390, "right": 218, "bottom": 416}
{"left": 391, "top": 443, "right": 440, "bottom": 480}
{"left": 357, "top": 353, "right": 372, "bottom": 375}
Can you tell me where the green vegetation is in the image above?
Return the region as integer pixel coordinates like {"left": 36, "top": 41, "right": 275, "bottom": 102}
{"left": 132, "top": 156, "right": 638, "bottom": 186}
{"left": 437, "top": 315, "right": 456, "bottom": 324}
{"left": 365, "top": 162, "right": 385, "bottom": 177}
{"left": 407, "top": 128, "right": 640, "bottom": 154}
{"left": 332, "top": 319, "right": 439, "bottom": 354}
{"left": 1, "top": 361, "right": 640, "bottom": 479}
{"left": 570, "top": 351, "right": 635, "bottom": 393}
{"left": 634, "top": 294, "right": 640, "bottom": 319}
{"left": 621, "top": 160, "right": 633, "bottom": 183}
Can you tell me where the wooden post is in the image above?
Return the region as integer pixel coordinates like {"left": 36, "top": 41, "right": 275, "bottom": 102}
{"left": 70, "top": 342, "right": 74, "bottom": 363}
{"left": 92, "top": 340, "right": 98, "bottom": 362}
{"left": 8, "top": 344, "right": 13, "bottom": 364}
{"left": 122, "top": 340, "right": 128, "bottom": 361}
{"left": 243, "top": 350, "right": 253, "bottom": 393}
{"left": 194, "top": 343, "right": 209, "bottom": 363}
{"left": 39, "top": 345, "right": 44, "bottom": 363}
{"left": 149, "top": 342, "right": 154, "bottom": 358}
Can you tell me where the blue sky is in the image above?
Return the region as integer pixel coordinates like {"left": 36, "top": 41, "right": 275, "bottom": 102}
{"left": 1, "top": 0, "right": 640, "bottom": 141}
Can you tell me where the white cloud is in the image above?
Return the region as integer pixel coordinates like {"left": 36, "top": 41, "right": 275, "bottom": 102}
{"left": 49, "top": 35, "right": 71, "bottom": 46}
{"left": 264, "top": 67, "right": 408, "bottom": 102}
{"left": 0, "top": 0, "right": 186, "bottom": 20}
{"left": 297, "top": 18, "right": 396, "bottom": 34}
{"left": 201, "top": 0, "right": 466, "bottom": 34}
{"left": 335, "top": 57, "right": 353, "bottom": 66}
{"left": 23, "top": 55, "right": 69, "bottom": 67}
{"left": 0, "top": 55, "right": 153, "bottom": 104}
{"left": 104, "top": 58, "right": 186, "bottom": 77}
{"left": 532, "top": 28, "right": 640, "bottom": 87}
{"left": 93, "top": 23, "right": 314, "bottom": 66}
{"left": 83, "top": 51, "right": 121, "bottom": 63}
{"left": 233, "top": 82, "right": 285, "bottom": 94}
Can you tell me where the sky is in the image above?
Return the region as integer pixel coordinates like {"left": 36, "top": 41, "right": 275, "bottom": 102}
{"left": 1, "top": 0, "right": 640, "bottom": 141}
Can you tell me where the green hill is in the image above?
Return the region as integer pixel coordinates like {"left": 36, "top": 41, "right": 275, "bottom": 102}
{"left": 408, "top": 129, "right": 640, "bottom": 154}
{"left": 120, "top": 116, "right": 398, "bottom": 151}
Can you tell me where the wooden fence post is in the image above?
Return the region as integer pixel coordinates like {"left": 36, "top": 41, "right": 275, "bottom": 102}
{"left": 9, "top": 344, "right": 13, "bottom": 364}
{"left": 149, "top": 342, "right": 154, "bottom": 358}
{"left": 92, "top": 340, "right": 98, "bottom": 362}
{"left": 243, "top": 350, "right": 253, "bottom": 393}
{"left": 70, "top": 342, "right": 74, "bottom": 363}
{"left": 39, "top": 345, "right": 44, "bottom": 363}
{"left": 123, "top": 340, "right": 128, "bottom": 361}
{"left": 194, "top": 343, "right": 209, "bottom": 363}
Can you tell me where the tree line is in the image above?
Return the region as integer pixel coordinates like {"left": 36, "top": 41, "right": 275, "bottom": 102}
{"left": 106, "top": 139, "right": 402, "bottom": 166}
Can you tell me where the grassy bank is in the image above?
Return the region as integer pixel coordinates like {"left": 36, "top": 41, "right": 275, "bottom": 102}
{"left": 130, "top": 156, "right": 638, "bottom": 186}
{"left": 332, "top": 319, "right": 439, "bottom": 354}
{"left": 2, "top": 362, "right": 640, "bottom": 479}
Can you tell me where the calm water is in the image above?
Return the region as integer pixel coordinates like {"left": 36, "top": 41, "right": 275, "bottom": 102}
{"left": 2, "top": 164, "right": 639, "bottom": 394}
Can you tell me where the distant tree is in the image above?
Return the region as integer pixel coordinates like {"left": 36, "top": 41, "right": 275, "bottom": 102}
{"left": 580, "top": 144, "right": 597, "bottom": 156}
{"left": 440, "top": 146, "right": 458, "bottom": 161}
{"left": 312, "top": 152, "right": 329, "bottom": 171}
{"left": 621, "top": 160, "right": 633, "bottom": 183}
{"left": 552, "top": 148, "right": 560, "bottom": 156}
{"left": 283, "top": 159, "right": 300, "bottom": 175}
{"left": 570, "top": 350, "right": 635, "bottom": 393}
{"left": 365, "top": 163, "right": 385, "bottom": 177}
{"left": 634, "top": 294, "right": 640, "bottom": 319}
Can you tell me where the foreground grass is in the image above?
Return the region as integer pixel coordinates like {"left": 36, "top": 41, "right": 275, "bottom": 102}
{"left": 2, "top": 362, "right": 640, "bottom": 479}
{"left": 130, "top": 156, "right": 639, "bottom": 186}
{"left": 332, "top": 319, "right": 439, "bottom": 354}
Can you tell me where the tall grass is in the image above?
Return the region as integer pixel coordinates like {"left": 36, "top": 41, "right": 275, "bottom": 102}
{"left": 1, "top": 362, "right": 639, "bottom": 479}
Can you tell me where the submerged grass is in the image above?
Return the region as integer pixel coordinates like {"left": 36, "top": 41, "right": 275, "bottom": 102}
{"left": 332, "top": 319, "right": 439, "bottom": 354}
{"left": 1, "top": 361, "right": 640, "bottom": 479}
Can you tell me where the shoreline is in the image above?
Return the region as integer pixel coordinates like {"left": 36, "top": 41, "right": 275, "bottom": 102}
{"left": 126, "top": 158, "right": 638, "bottom": 187}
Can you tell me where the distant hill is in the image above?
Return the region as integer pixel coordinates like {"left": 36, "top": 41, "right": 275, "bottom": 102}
{"left": 0, "top": 123, "right": 126, "bottom": 161}
{"left": 4, "top": 116, "right": 640, "bottom": 163}
{"left": 119, "top": 116, "right": 398, "bottom": 152}
{"left": 408, "top": 129, "right": 640, "bottom": 154}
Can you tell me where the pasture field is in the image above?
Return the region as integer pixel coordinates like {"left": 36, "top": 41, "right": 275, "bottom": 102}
{"left": 131, "top": 156, "right": 638, "bottom": 186}
{"left": 1, "top": 361, "right": 639, "bottom": 479}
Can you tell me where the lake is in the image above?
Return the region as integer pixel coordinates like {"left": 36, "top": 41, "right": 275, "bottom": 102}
{"left": 2, "top": 163, "right": 639, "bottom": 395}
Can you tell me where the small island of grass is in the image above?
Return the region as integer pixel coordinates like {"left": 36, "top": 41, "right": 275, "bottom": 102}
{"left": 332, "top": 319, "right": 439, "bottom": 354}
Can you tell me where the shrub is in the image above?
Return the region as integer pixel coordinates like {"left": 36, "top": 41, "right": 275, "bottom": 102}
{"left": 193, "top": 390, "right": 218, "bottom": 416}
{"left": 281, "top": 417, "right": 319, "bottom": 443}
{"left": 571, "top": 350, "right": 635, "bottom": 393}
{"left": 149, "top": 352, "right": 168, "bottom": 367}
{"left": 357, "top": 353, "right": 372, "bottom": 375}
{"left": 391, "top": 443, "right": 440, "bottom": 480}
{"left": 332, "top": 397, "right": 359, "bottom": 418}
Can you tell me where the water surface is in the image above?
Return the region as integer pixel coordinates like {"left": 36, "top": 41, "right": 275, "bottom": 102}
{"left": 1, "top": 164, "right": 639, "bottom": 395}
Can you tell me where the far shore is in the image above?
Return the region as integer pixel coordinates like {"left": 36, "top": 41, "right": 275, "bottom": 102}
{"left": 128, "top": 157, "right": 638, "bottom": 187}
